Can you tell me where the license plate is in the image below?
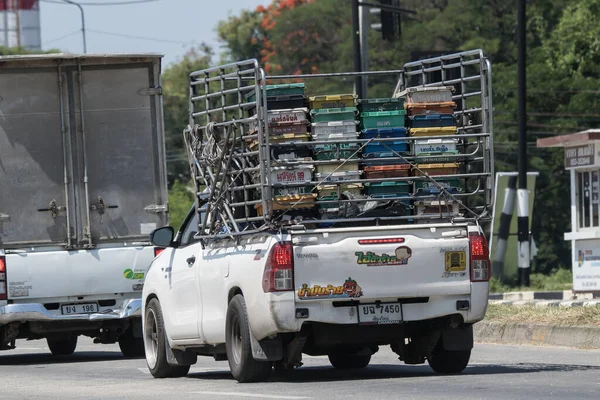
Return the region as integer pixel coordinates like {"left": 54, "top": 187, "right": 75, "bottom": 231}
{"left": 445, "top": 251, "right": 467, "bottom": 271}
{"left": 61, "top": 303, "right": 99, "bottom": 315}
{"left": 358, "top": 303, "right": 402, "bottom": 325}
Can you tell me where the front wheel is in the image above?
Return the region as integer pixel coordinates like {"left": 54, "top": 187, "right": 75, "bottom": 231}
{"left": 47, "top": 336, "right": 78, "bottom": 356}
{"left": 427, "top": 341, "right": 471, "bottom": 374}
{"left": 144, "top": 298, "right": 190, "bottom": 378}
{"left": 225, "top": 294, "right": 272, "bottom": 383}
{"left": 328, "top": 352, "right": 371, "bottom": 369}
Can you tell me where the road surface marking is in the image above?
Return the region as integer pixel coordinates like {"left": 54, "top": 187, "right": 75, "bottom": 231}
{"left": 191, "top": 392, "right": 311, "bottom": 399}
{"left": 138, "top": 367, "right": 227, "bottom": 374}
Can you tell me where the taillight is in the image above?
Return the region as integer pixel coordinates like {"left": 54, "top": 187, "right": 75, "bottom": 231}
{"left": 469, "top": 232, "right": 490, "bottom": 282}
{"left": 154, "top": 247, "right": 165, "bottom": 257}
{"left": 0, "top": 256, "right": 7, "bottom": 300}
{"left": 262, "top": 242, "right": 294, "bottom": 293}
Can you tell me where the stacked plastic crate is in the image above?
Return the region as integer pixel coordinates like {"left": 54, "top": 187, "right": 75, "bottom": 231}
{"left": 246, "top": 83, "right": 316, "bottom": 217}
{"left": 357, "top": 98, "right": 410, "bottom": 206}
{"left": 309, "top": 95, "right": 360, "bottom": 220}
{"left": 401, "top": 86, "right": 462, "bottom": 216}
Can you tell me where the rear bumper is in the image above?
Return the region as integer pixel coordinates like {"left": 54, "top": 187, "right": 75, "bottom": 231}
{"left": 250, "top": 289, "right": 489, "bottom": 341}
{"left": 0, "top": 299, "right": 142, "bottom": 325}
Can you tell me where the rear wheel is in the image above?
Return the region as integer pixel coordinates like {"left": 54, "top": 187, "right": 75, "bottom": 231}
{"left": 328, "top": 352, "right": 371, "bottom": 369}
{"left": 119, "top": 325, "right": 145, "bottom": 358}
{"left": 47, "top": 336, "right": 78, "bottom": 356}
{"left": 226, "top": 294, "right": 272, "bottom": 383}
{"left": 427, "top": 340, "right": 471, "bottom": 374}
{"left": 144, "top": 298, "right": 190, "bottom": 378}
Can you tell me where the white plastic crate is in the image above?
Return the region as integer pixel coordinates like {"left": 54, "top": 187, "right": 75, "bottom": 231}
{"left": 316, "top": 161, "right": 359, "bottom": 175}
{"left": 394, "top": 86, "right": 454, "bottom": 103}
{"left": 270, "top": 165, "right": 313, "bottom": 185}
{"left": 312, "top": 121, "right": 358, "bottom": 137}
{"left": 412, "top": 138, "right": 458, "bottom": 154}
{"left": 414, "top": 200, "right": 461, "bottom": 216}
{"left": 267, "top": 108, "right": 309, "bottom": 125}
{"left": 315, "top": 170, "right": 361, "bottom": 183}
{"left": 313, "top": 131, "right": 359, "bottom": 142}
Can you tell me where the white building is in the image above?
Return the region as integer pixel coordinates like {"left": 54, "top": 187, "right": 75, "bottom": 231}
{"left": 0, "top": 0, "right": 41, "bottom": 51}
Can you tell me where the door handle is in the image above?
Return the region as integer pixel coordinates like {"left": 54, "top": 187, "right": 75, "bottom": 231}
{"left": 186, "top": 256, "right": 196, "bottom": 265}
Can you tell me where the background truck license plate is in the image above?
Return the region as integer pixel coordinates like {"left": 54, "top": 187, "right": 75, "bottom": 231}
{"left": 358, "top": 303, "right": 402, "bottom": 325}
{"left": 61, "top": 303, "right": 99, "bottom": 315}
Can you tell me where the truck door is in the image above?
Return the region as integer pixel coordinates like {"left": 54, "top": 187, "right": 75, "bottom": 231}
{"left": 0, "top": 65, "right": 73, "bottom": 247}
{"left": 68, "top": 63, "right": 167, "bottom": 246}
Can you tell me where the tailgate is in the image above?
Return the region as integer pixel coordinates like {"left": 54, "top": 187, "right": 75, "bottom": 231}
{"left": 293, "top": 226, "right": 471, "bottom": 303}
{"left": 5, "top": 246, "right": 155, "bottom": 300}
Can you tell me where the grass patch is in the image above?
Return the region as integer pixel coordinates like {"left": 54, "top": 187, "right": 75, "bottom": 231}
{"left": 485, "top": 303, "right": 600, "bottom": 326}
{"left": 489, "top": 269, "right": 573, "bottom": 293}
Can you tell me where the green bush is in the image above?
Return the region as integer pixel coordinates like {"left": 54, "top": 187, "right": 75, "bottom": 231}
{"left": 168, "top": 180, "right": 194, "bottom": 231}
{"left": 490, "top": 269, "right": 573, "bottom": 293}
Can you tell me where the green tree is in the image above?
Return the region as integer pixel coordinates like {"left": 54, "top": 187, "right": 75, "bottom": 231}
{"left": 168, "top": 180, "right": 194, "bottom": 230}
{"left": 162, "top": 45, "right": 213, "bottom": 184}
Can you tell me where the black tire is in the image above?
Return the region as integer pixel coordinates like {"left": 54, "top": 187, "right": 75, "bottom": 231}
{"left": 328, "top": 352, "right": 371, "bottom": 369}
{"left": 427, "top": 340, "right": 471, "bottom": 374}
{"left": 47, "top": 336, "right": 78, "bottom": 356}
{"left": 144, "top": 298, "right": 190, "bottom": 378}
{"left": 118, "top": 325, "right": 145, "bottom": 358}
{"left": 225, "top": 294, "right": 272, "bottom": 383}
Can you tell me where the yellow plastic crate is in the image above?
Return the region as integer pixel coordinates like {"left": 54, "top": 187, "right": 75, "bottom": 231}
{"left": 309, "top": 94, "right": 357, "bottom": 110}
{"left": 413, "top": 163, "right": 459, "bottom": 176}
{"left": 409, "top": 126, "right": 457, "bottom": 137}
{"left": 255, "top": 194, "right": 317, "bottom": 215}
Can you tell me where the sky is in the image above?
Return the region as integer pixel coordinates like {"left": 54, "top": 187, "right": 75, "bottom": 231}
{"left": 39, "top": 0, "right": 267, "bottom": 67}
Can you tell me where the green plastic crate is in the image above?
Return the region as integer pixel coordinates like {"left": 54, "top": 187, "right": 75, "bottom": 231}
{"left": 414, "top": 178, "right": 459, "bottom": 190}
{"left": 310, "top": 107, "right": 358, "bottom": 123}
{"left": 314, "top": 143, "right": 360, "bottom": 160}
{"left": 246, "top": 83, "right": 305, "bottom": 102}
{"left": 364, "top": 181, "right": 411, "bottom": 196}
{"left": 360, "top": 110, "right": 406, "bottom": 129}
{"left": 358, "top": 98, "right": 404, "bottom": 112}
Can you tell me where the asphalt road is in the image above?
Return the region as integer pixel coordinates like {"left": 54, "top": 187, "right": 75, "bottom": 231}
{"left": 1, "top": 338, "right": 599, "bottom": 400}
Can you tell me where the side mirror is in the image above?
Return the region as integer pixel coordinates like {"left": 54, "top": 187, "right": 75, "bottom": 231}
{"left": 150, "top": 226, "right": 175, "bottom": 248}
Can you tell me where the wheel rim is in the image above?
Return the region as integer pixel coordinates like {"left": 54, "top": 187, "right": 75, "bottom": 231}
{"left": 230, "top": 314, "right": 242, "bottom": 365}
{"left": 144, "top": 307, "right": 159, "bottom": 369}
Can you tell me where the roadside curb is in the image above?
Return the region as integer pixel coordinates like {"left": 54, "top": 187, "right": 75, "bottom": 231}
{"left": 489, "top": 299, "right": 600, "bottom": 307}
{"left": 474, "top": 321, "right": 600, "bottom": 349}
{"left": 489, "top": 290, "right": 600, "bottom": 307}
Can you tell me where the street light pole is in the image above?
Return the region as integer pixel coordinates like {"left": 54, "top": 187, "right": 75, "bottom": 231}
{"left": 62, "top": 0, "right": 87, "bottom": 53}
{"left": 517, "top": 0, "right": 529, "bottom": 286}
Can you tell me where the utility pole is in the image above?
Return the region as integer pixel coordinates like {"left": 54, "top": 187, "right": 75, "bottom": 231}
{"left": 62, "top": 0, "right": 87, "bottom": 53}
{"left": 359, "top": 3, "right": 369, "bottom": 98}
{"left": 352, "top": 0, "right": 363, "bottom": 99}
{"left": 517, "top": 0, "right": 530, "bottom": 286}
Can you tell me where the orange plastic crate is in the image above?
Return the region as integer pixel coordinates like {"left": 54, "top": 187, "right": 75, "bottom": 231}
{"left": 405, "top": 101, "right": 456, "bottom": 116}
{"left": 363, "top": 164, "right": 411, "bottom": 179}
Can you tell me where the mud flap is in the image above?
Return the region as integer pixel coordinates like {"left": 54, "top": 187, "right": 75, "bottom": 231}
{"left": 249, "top": 327, "right": 283, "bottom": 361}
{"left": 166, "top": 341, "right": 198, "bottom": 366}
{"left": 441, "top": 324, "right": 473, "bottom": 351}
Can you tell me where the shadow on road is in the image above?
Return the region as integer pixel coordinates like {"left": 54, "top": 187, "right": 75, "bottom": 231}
{"left": 0, "top": 351, "right": 130, "bottom": 366}
{"left": 186, "top": 362, "right": 600, "bottom": 383}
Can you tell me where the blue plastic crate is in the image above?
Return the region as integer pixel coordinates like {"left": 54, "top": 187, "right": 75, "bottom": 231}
{"left": 363, "top": 141, "right": 408, "bottom": 156}
{"left": 361, "top": 127, "right": 407, "bottom": 139}
{"left": 361, "top": 127, "right": 408, "bottom": 157}
{"left": 362, "top": 152, "right": 410, "bottom": 166}
{"left": 409, "top": 114, "right": 455, "bottom": 128}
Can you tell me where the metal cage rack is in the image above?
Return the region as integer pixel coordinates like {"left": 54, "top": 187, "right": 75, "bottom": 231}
{"left": 184, "top": 50, "right": 494, "bottom": 239}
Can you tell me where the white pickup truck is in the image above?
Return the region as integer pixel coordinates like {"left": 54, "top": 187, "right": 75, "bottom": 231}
{"left": 142, "top": 50, "right": 493, "bottom": 382}
{"left": 0, "top": 54, "right": 168, "bottom": 357}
